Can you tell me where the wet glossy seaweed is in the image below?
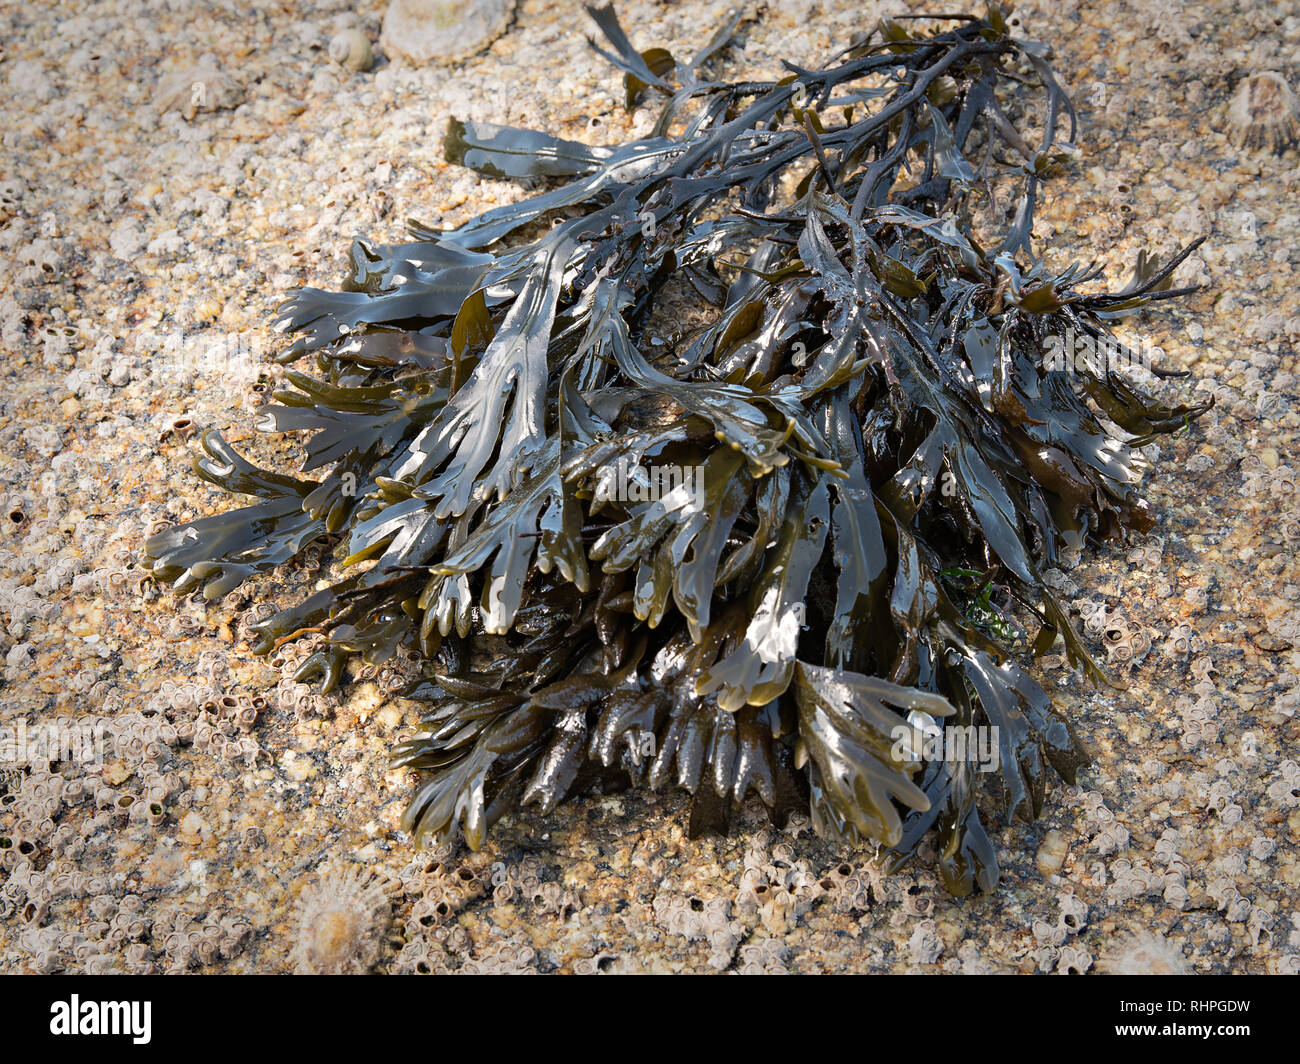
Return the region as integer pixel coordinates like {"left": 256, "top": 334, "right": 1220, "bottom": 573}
{"left": 147, "top": 4, "right": 1209, "bottom": 894}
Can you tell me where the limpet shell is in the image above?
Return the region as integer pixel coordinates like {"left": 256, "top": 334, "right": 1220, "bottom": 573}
{"left": 380, "top": 0, "right": 515, "bottom": 64}
{"left": 1227, "top": 72, "right": 1299, "bottom": 153}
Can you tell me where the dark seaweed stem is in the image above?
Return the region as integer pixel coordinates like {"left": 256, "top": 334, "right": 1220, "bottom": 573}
{"left": 145, "top": 5, "right": 1209, "bottom": 894}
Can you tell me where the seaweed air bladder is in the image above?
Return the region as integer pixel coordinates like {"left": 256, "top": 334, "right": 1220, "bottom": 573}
{"left": 146, "top": 4, "right": 1209, "bottom": 895}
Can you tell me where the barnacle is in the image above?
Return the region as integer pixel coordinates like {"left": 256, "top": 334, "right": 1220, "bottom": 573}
{"left": 148, "top": 5, "right": 1210, "bottom": 895}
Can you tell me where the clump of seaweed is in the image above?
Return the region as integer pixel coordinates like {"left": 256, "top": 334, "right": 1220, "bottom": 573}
{"left": 146, "top": 4, "right": 1208, "bottom": 894}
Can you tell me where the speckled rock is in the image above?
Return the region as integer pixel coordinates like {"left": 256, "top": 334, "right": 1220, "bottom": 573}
{"left": 1, "top": 0, "right": 1299, "bottom": 975}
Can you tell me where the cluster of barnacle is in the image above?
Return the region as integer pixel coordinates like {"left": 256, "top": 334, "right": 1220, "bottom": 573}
{"left": 1265, "top": 758, "right": 1300, "bottom": 809}
{"left": 3, "top": 534, "right": 67, "bottom": 579}
{"left": 1262, "top": 611, "right": 1300, "bottom": 653}
{"left": 487, "top": 856, "right": 580, "bottom": 918}
{"left": 1039, "top": 565, "right": 1078, "bottom": 599}
{"left": 0, "top": 694, "right": 219, "bottom": 897}
{"left": 1124, "top": 536, "right": 1164, "bottom": 572}
{"left": 392, "top": 934, "right": 455, "bottom": 975}
{"left": 264, "top": 637, "right": 338, "bottom": 720}
{"left": 733, "top": 835, "right": 943, "bottom": 933}
{"left": 63, "top": 364, "right": 112, "bottom": 404}
{"left": 11, "top": 237, "right": 64, "bottom": 290}
{"left": 1, "top": 853, "right": 96, "bottom": 926}
{"left": 1175, "top": 682, "right": 1221, "bottom": 752}
{"left": 881, "top": 867, "right": 944, "bottom": 925}
{"left": 325, "top": 848, "right": 583, "bottom": 974}
{"left": 1063, "top": 786, "right": 1131, "bottom": 857}
{"left": 1152, "top": 825, "right": 1188, "bottom": 873}
{"left": 140, "top": 671, "right": 267, "bottom": 765}
{"left": 652, "top": 891, "right": 745, "bottom": 971}
{"left": 1104, "top": 858, "right": 1168, "bottom": 907}
{"left": 157, "top": 907, "right": 252, "bottom": 975}
{"left": 3, "top": 765, "right": 86, "bottom": 868}
{"left": 70, "top": 554, "right": 150, "bottom": 602}
{"left": 1074, "top": 599, "right": 1154, "bottom": 668}
{"left": 906, "top": 920, "right": 944, "bottom": 966}
{"left": 3, "top": 722, "right": 187, "bottom": 847}
{"left": 395, "top": 845, "right": 488, "bottom": 934}
{"left": 1054, "top": 944, "right": 1093, "bottom": 974}
{"left": 735, "top": 833, "right": 822, "bottom": 933}
{"left": 1238, "top": 367, "right": 1289, "bottom": 421}
{"left": 0, "top": 579, "right": 61, "bottom": 641}
{"left": 1192, "top": 371, "right": 1272, "bottom": 427}
{"left": 3, "top": 828, "right": 252, "bottom": 973}
{"left": 1158, "top": 864, "right": 1191, "bottom": 912}
{"left": 819, "top": 858, "right": 875, "bottom": 914}
{"left": 18, "top": 926, "right": 94, "bottom": 975}
{"left": 149, "top": 674, "right": 217, "bottom": 713}
{"left": 353, "top": 656, "right": 421, "bottom": 698}
{"left": 237, "top": 600, "right": 278, "bottom": 640}
{"left": 175, "top": 695, "right": 265, "bottom": 768}
{"left": 84, "top": 332, "right": 137, "bottom": 390}
{"left": 50, "top": 894, "right": 158, "bottom": 974}
{"left": 68, "top": 664, "right": 106, "bottom": 697}
{"left": 17, "top": 925, "right": 157, "bottom": 976}
{"left": 82, "top": 771, "right": 170, "bottom": 833}
{"left": 1246, "top": 904, "right": 1275, "bottom": 949}
{"left": 1202, "top": 776, "right": 1244, "bottom": 827}
{"left": 942, "top": 939, "right": 991, "bottom": 974}
{"left": 736, "top": 937, "right": 790, "bottom": 975}
{"left": 392, "top": 879, "right": 480, "bottom": 967}
{"left": 571, "top": 951, "right": 618, "bottom": 974}
{"left": 1092, "top": 819, "right": 1132, "bottom": 860}
{"left": 0, "top": 507, "right": 80, "bottom": 604}
{"left": 1204, "top": 870, "right": 1254, "bottom": 926}
{"left": 1106, "top": 618, "right": 1152, "bottom": 668}
{"left": 21, "top": 424, "right": 61, "bottom": 459}
{"left": 460, "top": 943, "right": 539, "bottom": 975}
{"left": 1240, "top": 453, "right": 1298, "bottom": 501}
{"left": 1028, "top": 889, "right": 1088, "bottom": 963}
